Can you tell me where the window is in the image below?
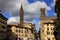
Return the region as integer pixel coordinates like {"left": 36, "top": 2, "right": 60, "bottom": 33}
{"left": 25, "top": 34, "right": 27, "bottom": 37}
{"left": 2, "top": 26, "right": 6, "bottom": 29}
{"left": 22, "top": 35, "right": 23, "bottom": 36}
{"left": 19, "top": 30, "right": 20, "bottom": 32}
{"left": 19, "top": 38, "right": 21, "bottom": 40}
{"left": 52, "top": 38, "right": 54, "bottom": 40}
{"left": 25, "top": 31, "right": 26, "bottom": 33}
{"left": 16, "top": 30, "right": 22, "bottom": 33}
{"left": 16, "top": 37, "right": 18, "bottom": 40}
{"left": 27, "top": 29, "right": 28, "bottom": 33}
{"left": 21, "top": 30, "right": 23, "bottom": 33}
{"left": 19, "top": 35, "right": 20, "bottom": 36}
{"left": 51, "top": 32, "right": 54, "bottom": 35}
{"left": 47, "top": 24, "right": 49, "bottom": 26}
{"left": 16, "top": 30, "right": 18, "bottom": 32}
{"left": 48, "top": 38, "right": 50, "bottom": 40}
{"left": 51, "top": 28, "right": 54, "bottom": 30}
{"left": 42, "top": 30, "right": 44, "bottom": 32}
{"left": 51, "top": 24, "right": 53, "bottom": 26}
{"left": 16, "top": 34, "right": 18, "bottom": 36}
{"left": 0, "top": 20, "right": 6, "bottom": 24}
{"left": 47, "top": 31, "right": 50, "bottom": 35}
{"left": 47, "top": 28, "right": 49, "bottom": 30}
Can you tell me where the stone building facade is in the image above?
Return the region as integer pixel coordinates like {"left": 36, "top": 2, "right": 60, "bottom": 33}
{"left": 0, "top": 10, "right": 8, "bottom": 40}
{"left": 40, "top": 8, "right": 57, "bottom": 40}
{"left": 7, "top": 4, "right": 36, "bottom": 40}
{"left": 9, "top": 23, "right": 36, "bottom": 40}
{"left": 55, "top": 0, "right": 60, "bottom": 40}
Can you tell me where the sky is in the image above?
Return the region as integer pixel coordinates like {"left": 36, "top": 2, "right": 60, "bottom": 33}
{"left": 0, "top": 0, "right": 56, "bottom": 31}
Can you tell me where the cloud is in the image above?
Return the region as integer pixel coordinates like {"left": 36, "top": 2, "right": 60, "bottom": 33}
{"left": 7, "top": 17, "right": 40, "bottom": 31}
{"left": 0, "top": 0, "right": 51, "bottom": 30}
{"left": 0, "top": 0, "right": 21, "bottom": 16}
{"left": 51, "top": 0, "right": 56, "bottom": 7}
{"left": 23, "top": 1, "right": 51, "bottom": 21}
{"left": 0, "top": 0, "right": 51, "bottom": 16}
{"left": 7, "top": 17, "right": 20, "bottom": 25}
{"left": 32, "top": 20, "right": 40, "bottom": 31}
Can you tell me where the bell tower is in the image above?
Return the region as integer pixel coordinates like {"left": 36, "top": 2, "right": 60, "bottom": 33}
{"left": 20, "top": 4, "right": 24, "bottom": 25}
{"left": 40, "top": 8, "right": 46, "bottom": 17}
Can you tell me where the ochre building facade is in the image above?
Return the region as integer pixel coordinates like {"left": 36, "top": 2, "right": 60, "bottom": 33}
{"left": 7, "top": 4, "right": 36, "bottom": 40}
{"left": 0, "top": 10, "right": 7, "bottom": 40}
{"left": 40, "top": 8, "right": 57, "bottom": 40}
{"left": 10, "top": 23, "right": 36, "bottom": 40}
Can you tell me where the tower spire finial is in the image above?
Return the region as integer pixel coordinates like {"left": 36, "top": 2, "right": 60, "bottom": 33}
{"left": 20, "top": 3, "right": 23, "bottom": 10}
{"left": 20, "top": 3, "right": 24, "bottom": 25}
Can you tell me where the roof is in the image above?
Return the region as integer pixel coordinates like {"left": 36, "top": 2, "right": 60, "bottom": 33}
{"left": 43, "top": 22, "right": 55, "bottom": 24}
{"left": 0, "top": 13, "right": 8, "bottom": 20}
{"left": 40, "top": 16, "right": 57, "bottom": 20}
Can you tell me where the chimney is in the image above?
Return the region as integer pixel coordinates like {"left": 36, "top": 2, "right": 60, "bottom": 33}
{"left": 20, "top": 4, "right": 24, "bottom": 25}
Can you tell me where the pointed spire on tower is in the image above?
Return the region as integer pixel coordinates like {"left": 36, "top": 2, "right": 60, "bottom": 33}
{"left": 20, "top": 4, "right": 23, "bottom": 11}
{"left": 20, "top": 4, "right": 24, "bottom": 25}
